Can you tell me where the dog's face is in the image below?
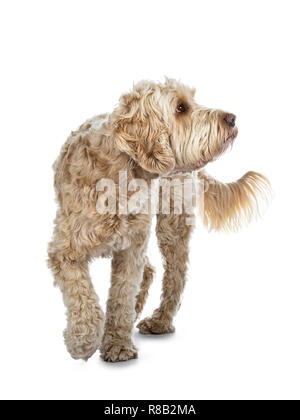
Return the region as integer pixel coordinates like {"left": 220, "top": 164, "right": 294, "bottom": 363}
{"left": 112, "top": 79, "right": 238, "bottom": 174}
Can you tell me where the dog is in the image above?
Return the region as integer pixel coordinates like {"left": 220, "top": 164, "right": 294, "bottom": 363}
{"left": 48, "top": 78, "right": 270, "bottom": 362}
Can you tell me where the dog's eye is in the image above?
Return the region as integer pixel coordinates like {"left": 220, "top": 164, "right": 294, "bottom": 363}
{"left": 176, "top": 103, "right": 187, "bottom": 114}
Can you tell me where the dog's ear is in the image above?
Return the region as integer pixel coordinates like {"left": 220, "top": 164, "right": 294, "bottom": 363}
{"left": 112, "top": 88, "right": 175, "bottom": 175}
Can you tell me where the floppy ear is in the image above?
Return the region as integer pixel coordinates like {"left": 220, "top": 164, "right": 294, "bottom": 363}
{"left": 112, "top": 90, "right": 175, "bottom": 175}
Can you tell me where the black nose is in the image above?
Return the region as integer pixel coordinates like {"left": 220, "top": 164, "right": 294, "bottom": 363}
{"left": 224, "top": 113, "right": 236, "bottom": 128}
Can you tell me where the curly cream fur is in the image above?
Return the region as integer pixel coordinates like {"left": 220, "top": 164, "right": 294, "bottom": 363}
{"left": 48, "top": 78, "right": 270, "bottom": 362}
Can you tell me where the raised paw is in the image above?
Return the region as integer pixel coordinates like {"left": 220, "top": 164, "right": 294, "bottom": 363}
{"left": 101, "top": 341, "right": 138, "bottom": 363}
{"left": 64, "top": 321, "right": 104, "bottom": 361}
{"left": 137, "top": 317, "right": 175, "bottom": 335}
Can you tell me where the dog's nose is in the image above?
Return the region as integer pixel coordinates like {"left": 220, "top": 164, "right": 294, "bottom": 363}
{"left": 224, "top": 113, "right": 236, "bottom": 128}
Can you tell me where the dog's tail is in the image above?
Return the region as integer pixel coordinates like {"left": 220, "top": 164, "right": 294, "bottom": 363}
{"left": 197, "top": 170, "right": 272, "bottom": 232}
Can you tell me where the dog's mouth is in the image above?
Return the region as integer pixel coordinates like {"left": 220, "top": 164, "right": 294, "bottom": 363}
{"left": 226, "top": 126, "right": 238, "bottom": 143}
{"left": 210, "top": 126, "right": 238, "bottom": 162}
{"left": 222, "top": 126, "right": 238, "bottom": 152}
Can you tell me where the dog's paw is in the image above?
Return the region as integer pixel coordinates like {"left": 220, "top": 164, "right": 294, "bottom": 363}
{"left": 137, "top": 317, "right": 175, "bottom": 335}
{"left": 101, "top": 341, "right": 138, "bottom": 363}
{"left": 64, "top": 322, "right": 104, "bottom": 361}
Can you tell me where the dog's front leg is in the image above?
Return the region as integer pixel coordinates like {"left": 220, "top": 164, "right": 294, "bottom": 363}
{"left": 137, "top": 175, "right": 195, "bottom": 335}
{"left": 101, "top": 227, "right": 150, "bottom": 362}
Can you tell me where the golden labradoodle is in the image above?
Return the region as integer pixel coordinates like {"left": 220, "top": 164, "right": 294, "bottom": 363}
{"left": 48, "top": 78, "right": 270, "bottom": 363}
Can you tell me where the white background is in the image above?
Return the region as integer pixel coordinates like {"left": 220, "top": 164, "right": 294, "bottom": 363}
{"left": 0, "top": 0, "right": 299, "bottom": 400}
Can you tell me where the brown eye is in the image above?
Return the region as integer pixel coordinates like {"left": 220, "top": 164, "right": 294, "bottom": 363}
{"left": 176, "top": 103, "right": 187, "bottom": 113}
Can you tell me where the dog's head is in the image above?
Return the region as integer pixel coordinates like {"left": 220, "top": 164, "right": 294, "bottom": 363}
{"left": 112, "top": 78, "right": 238, "bottom": 174}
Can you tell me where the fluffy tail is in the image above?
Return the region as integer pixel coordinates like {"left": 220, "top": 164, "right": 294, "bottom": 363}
{"left": 198, "top": 170, "right": 271, "bottom": 232}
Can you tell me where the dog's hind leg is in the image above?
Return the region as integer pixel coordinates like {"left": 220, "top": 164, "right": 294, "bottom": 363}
{"left": 48, "top": 214, "right": 105, "bottom": 361}
{"left": 48, "top": 251, "right": 104, "bottom": 361}
{"left": 135, "top": 257, "right": 155, "bottom": 320}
